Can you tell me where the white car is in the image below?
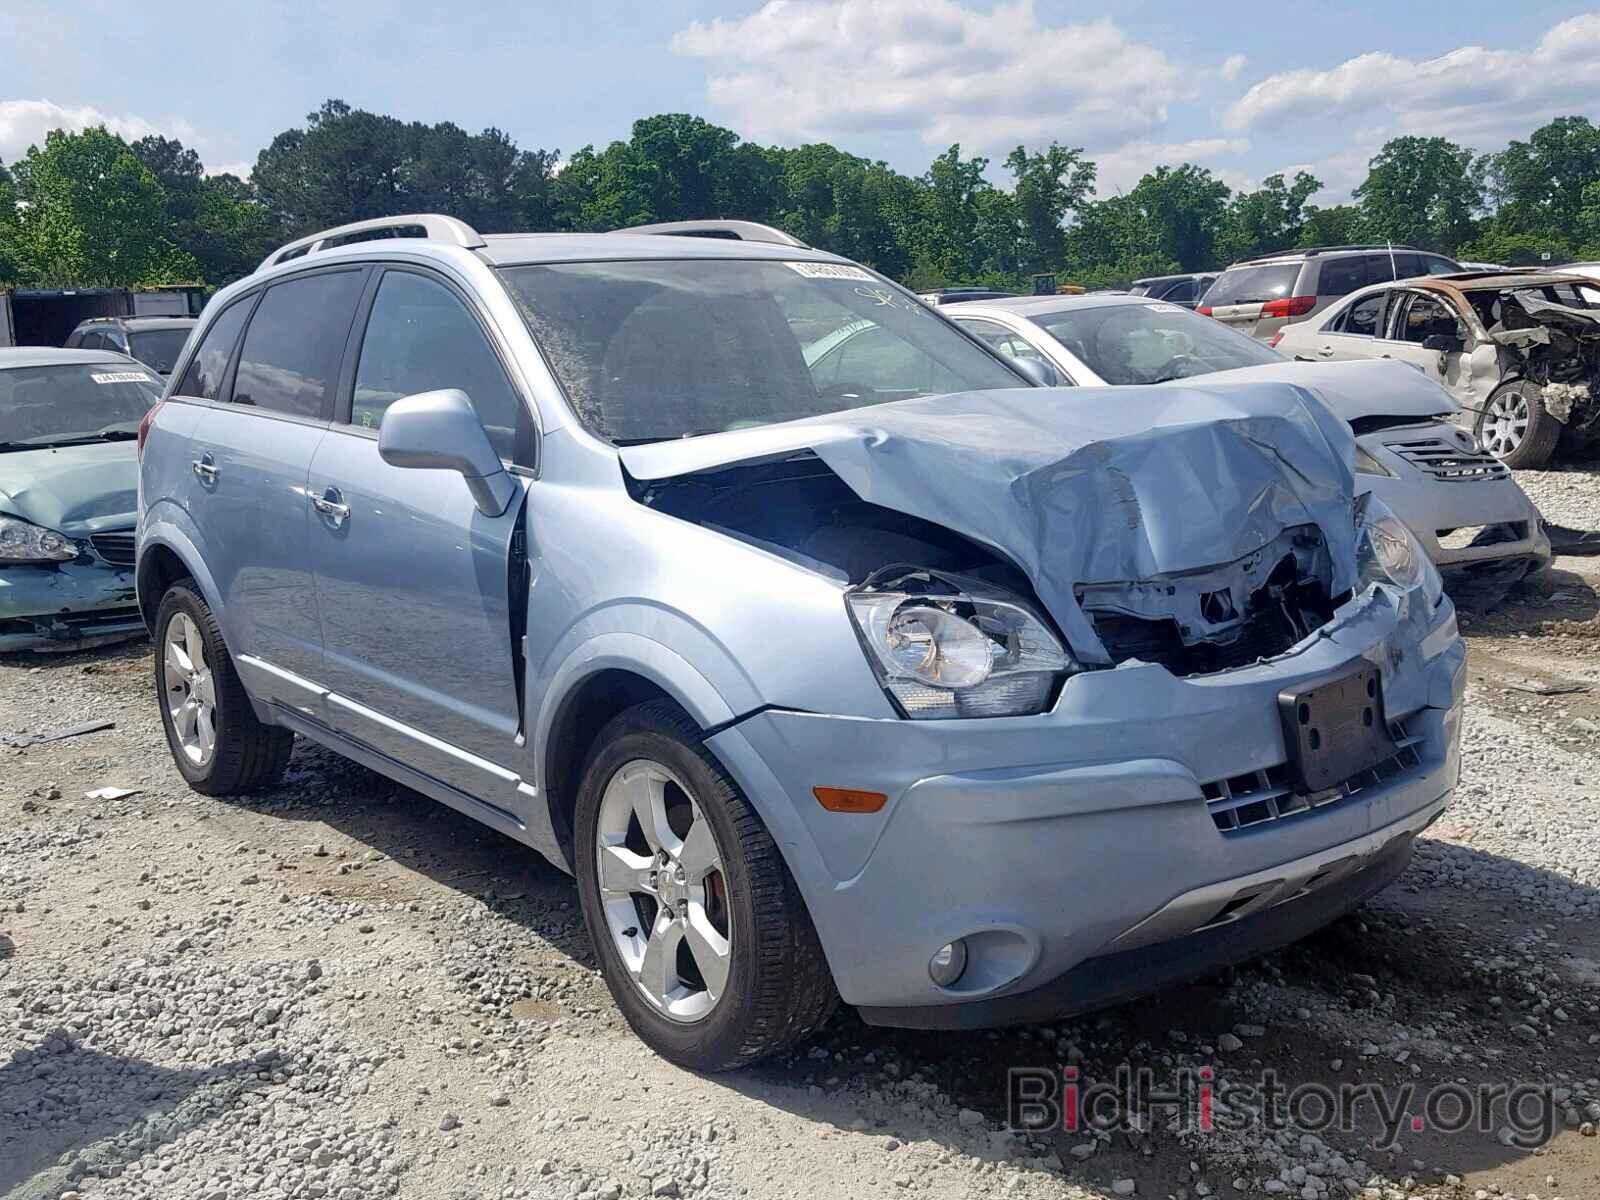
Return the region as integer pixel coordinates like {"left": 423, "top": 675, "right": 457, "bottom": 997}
{"left": 946, "top": 294, "right": 1551, "bottom": 587}
{"left": 1274, "top": 271, "right": 1600, "bottom": 467}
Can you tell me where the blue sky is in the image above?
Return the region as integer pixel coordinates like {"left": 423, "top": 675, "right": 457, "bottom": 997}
{"left": 4, "top": 0, "right": 1599, "bottom": 203}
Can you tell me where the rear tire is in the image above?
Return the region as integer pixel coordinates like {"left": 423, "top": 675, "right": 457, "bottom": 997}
{"left": 1476, "top": 379, "right": 1560, "bottom": 468}
{"left": 574, "top": 699, "right": 837, "bottom": 1070}
{"left": 154, "top": 580, "right": 293, "bottom": 795}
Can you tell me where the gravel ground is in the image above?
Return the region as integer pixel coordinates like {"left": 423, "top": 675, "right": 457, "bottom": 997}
{"left": 2, "top": 468, "right": 1599, "bottom": 1200}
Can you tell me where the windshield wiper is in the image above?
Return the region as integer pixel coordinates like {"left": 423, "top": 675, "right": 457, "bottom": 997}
{"left": 20, "top": 429, "right": 140, "bottom": 448}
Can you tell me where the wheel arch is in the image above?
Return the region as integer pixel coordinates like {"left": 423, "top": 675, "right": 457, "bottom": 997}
{"left": 136, "top": 524, "right": 223, "bottom": 634}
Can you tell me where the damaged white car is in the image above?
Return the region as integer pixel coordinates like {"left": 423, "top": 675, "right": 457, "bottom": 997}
{"left": 1276, "top": 271, "right": 1600, "bottom": 467}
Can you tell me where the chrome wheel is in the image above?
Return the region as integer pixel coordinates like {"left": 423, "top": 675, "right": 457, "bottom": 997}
{"left": 595, "top": 759, "right": 732, "bottom": 1024}
{"left": 1481, "top": 390, "right": 1529, "bottom": 459}
{"left": 163, "top": 612, "right": 216, "bottom": 766}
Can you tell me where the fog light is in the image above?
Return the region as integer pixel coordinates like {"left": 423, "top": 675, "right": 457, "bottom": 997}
{"left": 928, "top": 940, "right": 968, "bottom": 987}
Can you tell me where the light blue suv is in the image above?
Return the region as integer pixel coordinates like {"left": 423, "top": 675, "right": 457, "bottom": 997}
{"left": 137, "top": 214, "right": 1466, "bottom": 1070}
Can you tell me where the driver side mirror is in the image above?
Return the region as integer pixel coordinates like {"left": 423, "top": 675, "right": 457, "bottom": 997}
{"left": 1421, "top": 333, "right": 1465, "bottom": 354}
{"left": 1009, "top": 356, "right": 1061, "bottom": 387}
{"left": 378, "top": 389, "right": 517, "bottom": 517}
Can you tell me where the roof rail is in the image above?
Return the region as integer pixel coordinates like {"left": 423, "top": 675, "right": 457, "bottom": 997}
{"left": 608, "top": 220, "right": 809, "bottom": 248}
{"left": 257, "top": 214, "right": 486, "bottom": 274}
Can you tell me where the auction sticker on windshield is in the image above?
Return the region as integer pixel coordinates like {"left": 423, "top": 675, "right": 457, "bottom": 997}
{"left": 784, "top": 262, "right": 875, "bottom": 282}
{"left": 91, "top": 372, "right": 157, "bottom": 385}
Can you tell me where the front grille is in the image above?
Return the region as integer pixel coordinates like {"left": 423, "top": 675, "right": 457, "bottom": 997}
{"left": 1385, "top": 437, "right": 1508, "bottom": 482}
{"left": 1201, "top": 721, "right": 1425, "bottom": 834}
{"left": 89, "top": 530, "right": 136, "bottom": 566}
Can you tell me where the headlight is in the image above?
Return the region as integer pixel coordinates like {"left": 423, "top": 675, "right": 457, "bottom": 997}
{"left": 1355, "top": 496, "right": 1442, "bottom": 608}
{"left": 847, "top": 568, "right": 1074, "bottom": 718}
{"left": 0, "top": 515, "right": 78, "bottom": 562}
{"left": 1352, "top": 445, "right": 1394, "bottom": 477}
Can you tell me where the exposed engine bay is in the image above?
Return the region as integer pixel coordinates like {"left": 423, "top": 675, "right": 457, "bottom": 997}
{"left": 633, "top": 454, "right": 1341, "bottom": 677}
{"left": 1475, "top": 286, "right": 1600, "bottom": 444}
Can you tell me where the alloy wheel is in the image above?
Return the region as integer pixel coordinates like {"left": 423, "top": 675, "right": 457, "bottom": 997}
{"left": 1481, "top": 391, "right": 1529, "bottom": 459}
{"left": 163, "top": 612, "right": 216, "bottom": 766}
{"left": 595, "top": 759, "right": 732, "bottom": 1023}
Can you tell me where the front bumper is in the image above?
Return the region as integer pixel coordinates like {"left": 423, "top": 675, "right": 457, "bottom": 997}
{"left": 1360, "top": 433, "right": 1551, "bottom": 577}
{"left": 707, "top": 586, "right": 1465, "bottom": 1018}
{"left": 0, "top": 559, "right": 144, "bottom": 652}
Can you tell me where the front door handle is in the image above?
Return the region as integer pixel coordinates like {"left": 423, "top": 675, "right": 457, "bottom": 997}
{"left": 191, "top": 453, "right": 219, "bottom": 484}
{"left": 311, "top": 486, "right": 350, "bottom": 528}
{"left": 1317, "top": 346, "right": 1334, "bottom": 358}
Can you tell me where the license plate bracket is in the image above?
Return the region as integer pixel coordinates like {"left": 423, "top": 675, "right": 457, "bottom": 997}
{"left": 1277, "top": 664, "right": 1396, "bottom": 794}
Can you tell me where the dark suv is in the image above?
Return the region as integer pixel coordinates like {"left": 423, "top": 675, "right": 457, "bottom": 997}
{"left": 65, "top": 316, "right": 198, "bottom": 376}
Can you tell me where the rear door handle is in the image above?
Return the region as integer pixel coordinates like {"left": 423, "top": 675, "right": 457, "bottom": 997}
{"left": 1317, "top": 346, "right": 1334, "bottom": 358}
{"left": 311, "top": 486, "right": 350, "bottom": 528}
{"left": 191, "top": 453, "right": 219, "bottom": 484}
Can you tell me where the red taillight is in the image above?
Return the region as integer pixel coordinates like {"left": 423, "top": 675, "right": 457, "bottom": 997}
{"left": 137, "top": 399, "right": 165, "bottom": 458}
{"left": 1196, "top": 305, "right": 1213, "bottom": 317}
{"left": 1268, "top": 332, "right": 1284, "bottom": 349}
{"left": 1260, "top": 295, "right": 1316, "bottom": 319}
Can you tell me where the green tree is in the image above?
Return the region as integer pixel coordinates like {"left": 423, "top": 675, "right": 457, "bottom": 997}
{"left": 1220, "top": 171, "right": 1321, "bottom": 260}
{"left": 1484, "top": 116, "right": 1600, "bottom": 236}
{"left": 7, "top": 127, "right": 195, "bottom": 286}
{"left": 1296, "top": 203, "right": 1366, "bottom": 248}
{"left": 912, "top": 145, "right": 995, "bottom": 284}
{"left": 1124, "top": 163, "right": 1230, "bottom": 270}
{"left": 1354, "top": 136, "right": 1481, "bottom": 252}
{"left": 1004, "top": 143, "right": 1095, "bottom": 275}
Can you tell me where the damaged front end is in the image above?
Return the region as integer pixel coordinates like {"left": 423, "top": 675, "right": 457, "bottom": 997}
{"left": 1487, "top": 287, "right": 1600, "bottom": 449}
{"left": 625, "top": 384, "right": 1441, "bottom": 703}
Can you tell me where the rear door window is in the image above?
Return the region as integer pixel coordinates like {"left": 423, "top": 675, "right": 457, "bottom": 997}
{"left": 230, "top": 269, "right": 365, "bottom": 419}
{"left": 351, "top": 269, "right": 526, "bottom": 460}
{"left": 1334, "top": 291, "right": 1389, "bottom": 337}
{"left": 1163, "top": 279, "right": 1197, "bottom": 303}
{"left": 175, "top": 299, "right": 253, "bottom": 400}
{"left": 1316, "top": 256, "right": 1383, "bottom": 297}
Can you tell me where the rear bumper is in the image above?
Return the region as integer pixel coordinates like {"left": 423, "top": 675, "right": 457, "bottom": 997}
{"left": 708, "top": 586, "right": 1465, "bottom": 1017}
{"left": 0, "top": 560, "right": 144, "bottom": 652}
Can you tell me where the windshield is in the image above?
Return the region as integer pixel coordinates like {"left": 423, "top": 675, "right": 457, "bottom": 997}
{"left": 128, "top": 328, "right": 192, "bottom": 374}
{"left": 0, "top": 364, "right": 163, "bottom": 448}
{"left": 1033, "top": 301, "right": 1282, "bottom": 385}
{"left": 1202, "top": 264, "right": 1301, "bottom": 307}
{"left": 498, "top": 259, "right": 1022, "bottom": 443}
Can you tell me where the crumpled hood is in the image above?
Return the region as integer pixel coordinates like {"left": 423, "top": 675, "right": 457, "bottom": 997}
{"left": 1162, "top": 359, "right": 1457, "bottom": 424}
{"left": 622, "top": 384, "right": 1359, "bottom": 661}
{"left": 0, "top": 441, "right": 139, "bottom": 535}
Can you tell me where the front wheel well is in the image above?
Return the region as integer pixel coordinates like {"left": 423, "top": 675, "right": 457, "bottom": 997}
{"left": 136, "top": 544, "right": 193, "bottom": 631}
{"left": 543, "top": 670, "right": 678, "bottom": 869}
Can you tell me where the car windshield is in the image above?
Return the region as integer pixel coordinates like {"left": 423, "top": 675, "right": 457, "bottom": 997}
{"left": 1033, "top": 301, "right": 1282, "bottom": 385}
{"left": 498, "top": 259, "right": 1022, "bottom": 443}
{"left": 0, "top": 363, "right": 164, "bottom": 448}
{"left": 128, "top": 328, "right": 192, "bottom": 374}
{"left": 1203, "top": 264, "right": 1301, "bottom": 307}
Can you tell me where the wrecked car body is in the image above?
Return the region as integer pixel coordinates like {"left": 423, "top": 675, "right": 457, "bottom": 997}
{"left": 1, "top": 349, "right": 158, "bottom": 652}
{"left": 947, "top": 295, "right": 1551, "bottom": 587}
{"left": 139, "top": 217, "right": 1464, "bottom": 1068}
{"left": 1276, "top": 271, "right": 1600, "bottom": 467}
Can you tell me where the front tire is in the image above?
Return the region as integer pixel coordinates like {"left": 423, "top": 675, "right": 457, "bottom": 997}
{"left": 1477, "top": 379, "right": 1560, "bottom": 468}
{"left": 154, "top": 581, "right": 293, "bottom": 795}
{"left": 574, "top": 700, "right": 837, "bottom": 1070}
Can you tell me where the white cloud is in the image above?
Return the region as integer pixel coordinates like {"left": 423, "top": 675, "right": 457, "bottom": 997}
{"left": 205, "top": 160, "right": 253, "bottom": 180}
{"left": 1219, "top": 54, "right": 1248, "bottom": 82}
{"left": 0, "top": 98, "right": 198, "bottom": 167}
{"left": 672, "top": 0, "right": 1187, "bottom": 157}
{"left": 1091, "top": 137, "right": 1251, "bottom": 195}
{"left": 1223, "top": 14, "right": 1600, "bottom": 144}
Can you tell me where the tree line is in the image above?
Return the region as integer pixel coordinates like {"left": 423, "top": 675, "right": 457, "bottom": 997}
{"left": 4, "top": 98, "right": 1600, "bottom": 294}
